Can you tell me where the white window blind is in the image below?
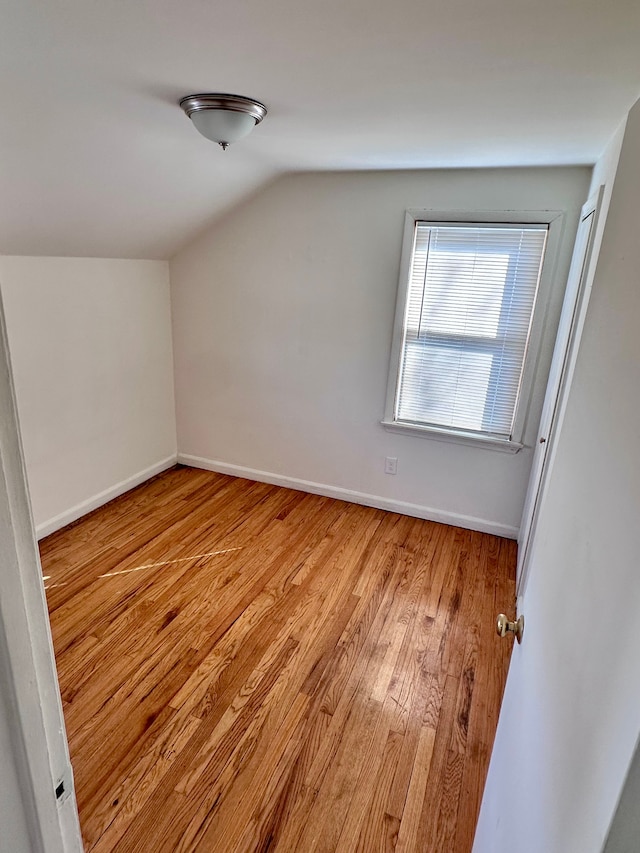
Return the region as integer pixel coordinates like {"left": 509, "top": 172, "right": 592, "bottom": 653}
{"left": 395, "top": 222, "right": 548, "bottom": 439}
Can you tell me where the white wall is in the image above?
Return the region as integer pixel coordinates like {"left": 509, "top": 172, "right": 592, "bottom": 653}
{"left": 473, "top": 106, "right": 640, "bottom": 852}
{"left": 170, "top": 167, "right": 590, "bottom": 537}
{"left": 0, "top": 257, "right": 177, "bottom": 536}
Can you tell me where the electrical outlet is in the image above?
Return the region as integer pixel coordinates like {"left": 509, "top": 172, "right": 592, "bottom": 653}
{"left": 384, "top": 456, "right": 398, "bottom": 475}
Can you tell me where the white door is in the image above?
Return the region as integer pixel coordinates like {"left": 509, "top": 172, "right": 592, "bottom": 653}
{"left": 0, "top": 288, "right": 83, "bottom": 852}
{"left": 517, "top": 186, "right": 604, "bottom": 593}
{"left": 473, "top": 99, "right": 640, "bottom": 853}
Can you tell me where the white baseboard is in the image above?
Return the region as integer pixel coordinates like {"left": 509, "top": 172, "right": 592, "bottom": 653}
{"left": 177, "top": 453, "right": 518, "bottom": 539}
{"left": 36, "top": 454, "right": 178, "bottom": 540}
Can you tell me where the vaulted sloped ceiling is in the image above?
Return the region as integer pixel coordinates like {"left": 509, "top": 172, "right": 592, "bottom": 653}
{"left": 1, "top": 0, "right": 640, "bottom": 260}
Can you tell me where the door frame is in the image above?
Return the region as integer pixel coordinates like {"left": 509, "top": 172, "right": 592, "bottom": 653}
{"left": 0, "top": 288, "right": 83, "bottom": 852}
{"left": 517, "top": 186, "right": 605, "bottom": 595}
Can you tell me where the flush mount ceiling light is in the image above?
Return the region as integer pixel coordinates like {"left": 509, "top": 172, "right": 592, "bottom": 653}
{"left": 179, "top": 93, "right": 267, "bottom": 150}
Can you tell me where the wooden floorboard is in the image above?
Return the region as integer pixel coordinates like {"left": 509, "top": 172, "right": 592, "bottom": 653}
{"left": 40, "top": 465, "right": 516, "bottom": 852}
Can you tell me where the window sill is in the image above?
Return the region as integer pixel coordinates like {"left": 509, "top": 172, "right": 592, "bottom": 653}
{"left": 380, "top": 420, "right": 524, "bottom": 454}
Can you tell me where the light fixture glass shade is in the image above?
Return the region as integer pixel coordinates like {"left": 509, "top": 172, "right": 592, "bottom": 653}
{"left": 180, "top": 94, "right": 267, "bottom": 149}
{"left": 190, "top": 109, "right": 258, "bottom": 146}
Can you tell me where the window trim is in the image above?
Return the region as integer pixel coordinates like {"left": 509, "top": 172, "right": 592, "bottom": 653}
{"left": 382, "top": 208, "right": 565, "bottom": 452}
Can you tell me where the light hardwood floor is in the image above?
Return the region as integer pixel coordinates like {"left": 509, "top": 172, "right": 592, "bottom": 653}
{"left": 40, "top": 465, "right": 516, "bottom": 852}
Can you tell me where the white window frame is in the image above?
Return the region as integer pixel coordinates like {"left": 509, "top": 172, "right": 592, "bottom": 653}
{"left": 382, "top": 209, "right": 565, "bottom": 453}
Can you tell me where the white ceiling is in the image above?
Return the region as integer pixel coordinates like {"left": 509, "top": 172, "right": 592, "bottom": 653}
{"left": 1, "top": 0, "right": 640, "bottom": 260}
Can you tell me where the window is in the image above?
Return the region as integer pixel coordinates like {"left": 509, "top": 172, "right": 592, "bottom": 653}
{"left": 383, "top": 212, "right": 559, "bottom": 451}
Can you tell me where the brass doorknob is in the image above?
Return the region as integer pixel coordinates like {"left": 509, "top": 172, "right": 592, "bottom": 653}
{"left": 496, "top": 613, "right": 524, "bottom": 644}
